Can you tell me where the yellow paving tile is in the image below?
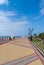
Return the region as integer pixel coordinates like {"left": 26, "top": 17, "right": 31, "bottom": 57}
{"left": 17, "top": 43, "right": 32, "bottom": 47}
{"left": 0, "top": 43, "right": 35, "bottom": 64}
{"left": 12, "top": 38, "right": 32, "bottom": 47}
{"left": 12, "top": 41, "right": 32, "bottom": 47}
{"left": 14, "top": 38, "right": 29, "bottom": 43}
{"left": 27, "top": 59, "right": 43, "bottom": 65}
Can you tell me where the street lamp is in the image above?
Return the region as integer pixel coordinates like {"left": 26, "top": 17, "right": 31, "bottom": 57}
{"left": 28, "top": 28, "right": 33, "bottom": 41}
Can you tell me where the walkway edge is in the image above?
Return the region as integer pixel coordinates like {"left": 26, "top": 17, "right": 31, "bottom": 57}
{"left": 31, "top": 41, "right": 44, "bottom": 57}
{"left": 30, "top": 41, "right": 44, "bottom": 65}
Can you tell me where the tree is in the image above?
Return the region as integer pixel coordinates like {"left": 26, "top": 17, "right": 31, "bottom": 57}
{"left": 39, "top": 32, "right": 44, "bottom": 43}
{"left": 39, "top": 32, "right": 44, "bottom": 40}
{"left": 34, "top": 34, "right": 37, "bottom": 39}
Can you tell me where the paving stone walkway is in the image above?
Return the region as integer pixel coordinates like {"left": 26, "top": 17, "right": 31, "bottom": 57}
{"left": 0, "top": 38, "right": 44, "bottom": 65}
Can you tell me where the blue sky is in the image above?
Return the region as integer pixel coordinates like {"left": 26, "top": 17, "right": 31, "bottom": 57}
{"left": 0, "top": 0, "right": 44, "bottom": 36}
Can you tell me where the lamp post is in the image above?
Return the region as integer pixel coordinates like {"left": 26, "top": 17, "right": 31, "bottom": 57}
{"left": 28, "top": 28, "right": 33, "bottom": 41}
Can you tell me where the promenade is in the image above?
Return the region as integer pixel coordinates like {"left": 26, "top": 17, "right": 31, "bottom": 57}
{"left": 0, "top": 38, "right": 44, "bottom": 65}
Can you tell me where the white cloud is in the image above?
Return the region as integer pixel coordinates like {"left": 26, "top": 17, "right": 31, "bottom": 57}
{"left": 40, "top": 0, "right": 44, "bottom": 15}
{"left": 34, "top": 0, "right": 44, "bottom": 20}
{"left": 6, "top": 11, "right": 17, "bottom": 16}
{"left": 40, "top": 0, "right": 44, "bottom": 9}
{"left": 0, "top": 10, "right": 30, "bottom": 36}
{"left": 0, "top": 0, "right": 8, "bottom": 5}
{"left": 34, "top": 15, "right": 42, "bottom": 20}
{"left": 0, "top": 11, "right": 16, "bottom": 17}
{"left": 40, "top": 8, "right": 44, "bottom": 15}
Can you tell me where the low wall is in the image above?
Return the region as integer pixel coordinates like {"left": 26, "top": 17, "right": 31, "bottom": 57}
{"left": 0, "top": 37, "right": 10, "bottom": 45}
